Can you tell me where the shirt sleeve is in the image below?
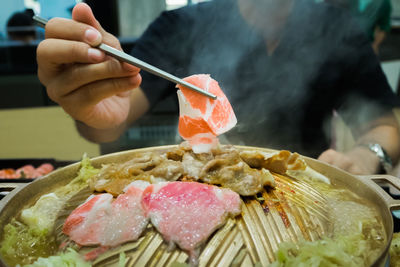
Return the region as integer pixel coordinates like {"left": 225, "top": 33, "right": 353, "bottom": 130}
{"left": 130, "top": 8, "right": 193, "bottom": 108}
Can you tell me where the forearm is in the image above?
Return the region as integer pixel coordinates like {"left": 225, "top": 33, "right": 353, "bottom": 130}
{"left": 75, "top": 119, "right": 128, "bottom": 143}
{"left": 354, "top": 125, "right": 400, "bottom": 162}
{"left": 319, "top": 112, "right": 400, "bottom": 174}
{"left": 350, "top": 113, "right": 400, "bottom": 172}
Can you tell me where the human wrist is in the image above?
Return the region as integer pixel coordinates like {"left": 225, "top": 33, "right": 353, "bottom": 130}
{"left": 346, "top": 146, "right": 381, "bottom": 174}
{"left": 356, "top": 143, "right": 393, "bottom": 174}
{"left": 75, "top": 120, "right": 126, "bottom": 143}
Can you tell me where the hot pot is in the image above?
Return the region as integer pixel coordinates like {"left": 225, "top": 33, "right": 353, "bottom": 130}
{"left": 0, "top": 145, "right": 399, "bottom": 266}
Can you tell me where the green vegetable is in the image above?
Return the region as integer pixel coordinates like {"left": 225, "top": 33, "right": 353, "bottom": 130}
{"left": 118, "top": 252, "right": 127, "bottom": 267}
{"left": 0, "top": 154, "right": 99, "bottom": 266}
{"left": 270, "top": 234, "right": 370, "bottom": 267}
{"left": 22, "top": 154, "right": 99, "bottom": 232}
{"left": 54, "top": 154, "right": 100, "bottom": 197}
{"left": 390, "top": 232, "right": 400, "bottom": 267}
{"left": 21, "top": 193, "right": 63, "bottom": 231}
{"left": 256, "top": 196, "right": 265, "bottom": 202}
{"left": 0, "top": 219, "right": 57, "bottom": 266}
{"left": 22, "top": 248, "right": 91, "bottom": 267}
{"left": 71, "top": 154, "right": 100, "bottom": 186}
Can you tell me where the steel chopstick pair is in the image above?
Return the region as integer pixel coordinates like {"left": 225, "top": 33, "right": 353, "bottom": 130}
{"left": 32, "top": 15, "right": 217, "bottom": 100}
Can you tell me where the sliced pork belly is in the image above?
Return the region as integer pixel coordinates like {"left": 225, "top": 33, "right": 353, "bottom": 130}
{"left": 177, "top": 74, "right": 237, "bottom": 153}
{"left": 101, "top": 181, "right": 150, "bottom": 246}
{"left": 62, "top": 194, "right": 112, "bottom": 246}
{"left": 142, "top": 181, "right": 241, "bottom": 255}
{"left": 63, "top": 181, "right": 149, "bottom": 247}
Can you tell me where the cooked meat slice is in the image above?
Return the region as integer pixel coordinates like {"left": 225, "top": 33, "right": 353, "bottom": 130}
{"left": 211, "top": 144, "right": 237, "bottom": 157}
{"left": 93, "top": 178, "right": 135, "bottom": 196}
{"left": 238, "top": 150, "right": 269, "bottom": 169}
{"left": 200, "top": 147, "right": 241, "bottom": 176}
{"left": 142, "top": 182, "right": 241, "bottom": 258}
{"left": 198, "top": 147, "right": 275, "bottom": 195}
{"left": 100, "top": 152, "right": 163, "bottom": 179}
{"left": 182, "top": 151, "right": 213, "bottom": 179}
{"left": 63, "top": 182, "right": 150, "bottom": 248}
{"left": 240, "top": 150, "right": 307, "bottom": 174}
{"left": 166, "top": 147, "right": 185, "bottom": 161}
{"left": 91, "top": 152, "right": 163, "bottom": 194}
{"left": 150, "top": 160, "right": 184, "bottom": 181}
{"left": 201, "top": 160, "right": 275, "bottom": 196}
{"left": 285, "top": 152, "right": 307, "bottom": 170}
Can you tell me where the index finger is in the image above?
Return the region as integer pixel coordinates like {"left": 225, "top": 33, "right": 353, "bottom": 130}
{"left": 45, "top": 17, "right": 102, "bottom": 47}
{"left": 37, "top": 38, "right": 105, "bottom": 80}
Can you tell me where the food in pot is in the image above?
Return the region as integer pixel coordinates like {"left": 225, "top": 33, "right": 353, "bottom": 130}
{"left": 64, "top": 180, "right": 241, "bottom": 263}
{"left": 63, "top": 181, "right": 149, "bottom": 248}
{"left": 390, "top": 232, "right": 400, "bottom": 267}
{"left": 22, "top": 248, "right": 89, "bottom": 267}
{"left": 91, "top": 143, "right": 280, "bottom": 196}
{"left": 0, "top": 146, "right": 388, "bottom": 266}
{"left": 0, "top": 163, "right": 54, "bottom": 179}
{"left": 177, "top": 74, "right": 237, "bottom": 153}
{"left": 91, "top": 152, "right": 184, "bottom": 196}
{"left": 267, "top": 176, "right": 386, "bottom": 266}
{"left": 142, "top": 181, "right": 241, "bottom": 261}
{"left": 63, "top": 181, "right": 150, "bottom": 261}
{"left": 0, "top": 156, "right": 98, "bottom": 266}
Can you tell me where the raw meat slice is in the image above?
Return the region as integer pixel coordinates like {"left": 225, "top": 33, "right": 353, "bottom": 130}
{"left": 0, "top": 163, "right": 54, "bottom": 179}
{"left": 63, "top": 194, "right": 112, "bottom": 246}
{"left": 35, "top": 163, "right": 54, "bottom": 175}
{"left": 63, "top": 181, "right": 150, "bottom": 247}
{"left": 100, "top": 181, "right": 150, "bottom": 246}
{"left": 142, "top": 181, "right": 241, "bottom": 256}
{"left": 177, "top": 74, "right": 237, "bottom": 153}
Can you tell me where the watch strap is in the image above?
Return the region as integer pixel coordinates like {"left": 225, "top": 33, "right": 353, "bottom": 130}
{"left": 360, "top": 143, "right": 392, "bottom": 174}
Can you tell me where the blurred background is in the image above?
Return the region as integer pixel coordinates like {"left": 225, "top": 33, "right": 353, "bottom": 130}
{"left": 0, "top": 0, "right": 211, "bottom": 162}
{"left": 0, "top": 0, "right": 399, "bottom": 164}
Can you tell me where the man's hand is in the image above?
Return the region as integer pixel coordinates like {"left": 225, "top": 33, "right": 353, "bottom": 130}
{"left": 37, "top": 3, "right": 142, "bottom": 130}
{"left": 318, "top": 147, "right": 380, "bottom": 175}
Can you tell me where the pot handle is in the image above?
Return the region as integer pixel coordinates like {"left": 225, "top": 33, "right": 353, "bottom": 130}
{"left": 0, "top": 182, "right": 29, "bottom": 200}
{"left": 361, "top": 175, "right": 400, "bottom": 211}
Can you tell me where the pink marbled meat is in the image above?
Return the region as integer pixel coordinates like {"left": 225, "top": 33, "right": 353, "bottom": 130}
{"left": 101, "top": 184, "right": 149, "bottom": 246}
{"left": 63, "top": 182, "right": 149, "bottom": 247}
{"left": 62, "top": 194, "right": 112, "bottom": 246}
{"left": 142, "top": 182, "right": 241, "bottom": 253}
{"left": 177, "top": 74, "right": 237, "bottom": 153}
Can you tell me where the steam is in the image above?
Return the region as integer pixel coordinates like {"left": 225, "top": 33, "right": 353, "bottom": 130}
{"left": 133, "top": 0, "right": 394, "bottom": 158}
{"left": 165, "top": 0, "right": 391, "bottom": 158}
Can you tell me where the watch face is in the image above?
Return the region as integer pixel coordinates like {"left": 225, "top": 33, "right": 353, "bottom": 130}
{"left": 367, "top": 143, "right": 392, "bottom": 173}
{"left": 370, "top": 144, "right": 382, "bottom": 156}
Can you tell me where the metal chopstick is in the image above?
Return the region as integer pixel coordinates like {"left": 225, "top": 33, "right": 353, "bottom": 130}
{"left": 33, "top": 15, "right": 217, "bottom": 100}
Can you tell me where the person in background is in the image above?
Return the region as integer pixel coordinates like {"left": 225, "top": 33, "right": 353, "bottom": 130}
{"left": 36, "top": 0, "right": 400, "bottom": 175}
{"left": 6, "top": 9, "right": 36, "bottom": 43}
{"left": 325, "top": 0, "right": 392, "bottom": 54}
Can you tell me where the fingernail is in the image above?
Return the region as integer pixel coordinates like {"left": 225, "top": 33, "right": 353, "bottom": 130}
{"left": 85, "top": 28, "right": 101, "bottom": 44}
{"left": 88, "top": 48, "right": 103, "bottom": 60}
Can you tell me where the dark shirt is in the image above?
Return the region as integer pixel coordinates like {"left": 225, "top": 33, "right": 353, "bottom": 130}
{"left": 131, "top": 0, "right": 400, "bottom": 158}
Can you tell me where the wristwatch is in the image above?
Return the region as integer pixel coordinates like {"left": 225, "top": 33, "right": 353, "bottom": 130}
{"left": 362, "top": 143, "right": 393, "bottom": 174}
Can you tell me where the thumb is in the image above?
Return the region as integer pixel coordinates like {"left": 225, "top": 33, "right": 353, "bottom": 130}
{"left": 72, "top": 3, "right": 121, "bottom": 49}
